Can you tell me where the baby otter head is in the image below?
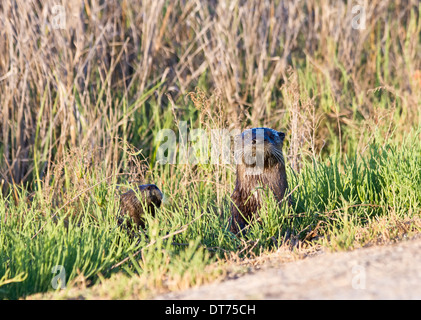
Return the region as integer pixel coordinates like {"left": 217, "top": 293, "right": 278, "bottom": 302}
{"left": 234, "top": 127, "right": 286, "bottom": 173}
{"left": 136, "top": 184, "right": 163, "bottom": 208}
{"left": 119, "top": 184, "right": 163, "bottom": 229}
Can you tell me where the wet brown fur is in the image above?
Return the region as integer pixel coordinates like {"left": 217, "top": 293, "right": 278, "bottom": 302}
{"left": 230, "top": 128, "right": 288, "bottom": 234}
{"left": 119, "top": 184, "right": 163, "bottom": 229}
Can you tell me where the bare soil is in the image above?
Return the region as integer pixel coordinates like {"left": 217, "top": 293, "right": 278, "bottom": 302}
{"left": 156, "top": 236, "right": 421, "bottom": 300}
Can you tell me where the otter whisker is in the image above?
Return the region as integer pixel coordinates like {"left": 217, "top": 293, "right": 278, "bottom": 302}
{"left": 234, "top": 149, "right": 245, "bottom": 164}
{"left": 272, "top": 149, "right": 285, "bottom": 165}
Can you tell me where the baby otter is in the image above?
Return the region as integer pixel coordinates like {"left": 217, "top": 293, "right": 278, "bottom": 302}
{"left": 230, "top": 128, "right": 289, "bottom": 234}
{"left": 119, "top": 184, "right": 163, "bottom": 229}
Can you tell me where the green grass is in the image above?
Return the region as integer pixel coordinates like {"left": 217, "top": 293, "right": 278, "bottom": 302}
{"left": 1, "top": 129, "right": 420, "bottom": 299}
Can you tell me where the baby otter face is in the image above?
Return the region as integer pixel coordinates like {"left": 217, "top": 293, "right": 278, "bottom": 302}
{"left": 136, "top": 184, "right": 163, "bottom": 207}
{"left": 235, "top": 128, "right": 286, "bottom": 170}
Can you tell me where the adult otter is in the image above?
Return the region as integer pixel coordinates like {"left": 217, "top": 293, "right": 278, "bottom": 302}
{"left": 119, "top": 184, "right": 163, "bottom": 229}
{"left": 230, "top": 128, "right": 289, "bottom": 234}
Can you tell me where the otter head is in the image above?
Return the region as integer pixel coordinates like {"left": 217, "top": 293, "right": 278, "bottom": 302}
{"left": 235, "top": 128, "right": 286, "bottom": 174}
{"left": 136, "top": 184, "right": 163, "bottom": 208}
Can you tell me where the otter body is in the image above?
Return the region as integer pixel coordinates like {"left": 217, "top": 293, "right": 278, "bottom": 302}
{"left": 230, "top": 128, "right": 288, "bottom": 234}
{"left": 119, "top": 184, "right": 163, "bottom": 229}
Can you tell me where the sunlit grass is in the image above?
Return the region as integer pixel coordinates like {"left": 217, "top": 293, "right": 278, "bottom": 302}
{"left": 1, "top": 129, "right": 420, "bottom": 299}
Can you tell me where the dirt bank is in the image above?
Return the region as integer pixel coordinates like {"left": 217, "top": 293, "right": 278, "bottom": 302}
{"left": 156, "top": 237, "right": 421, "bottom": 299}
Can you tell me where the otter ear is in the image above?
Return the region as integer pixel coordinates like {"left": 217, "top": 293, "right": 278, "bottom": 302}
{"left": 278, "top": 131, "right": 286, "bottom": 141}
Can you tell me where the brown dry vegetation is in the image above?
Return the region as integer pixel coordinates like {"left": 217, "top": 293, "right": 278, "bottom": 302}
{"left": 0, "top": 0, "right": 420, "bottom": 192}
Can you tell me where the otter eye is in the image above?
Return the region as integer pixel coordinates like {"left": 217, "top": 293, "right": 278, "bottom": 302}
{"left": 278, "top": 131, "right": 286, "bottom": 141}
